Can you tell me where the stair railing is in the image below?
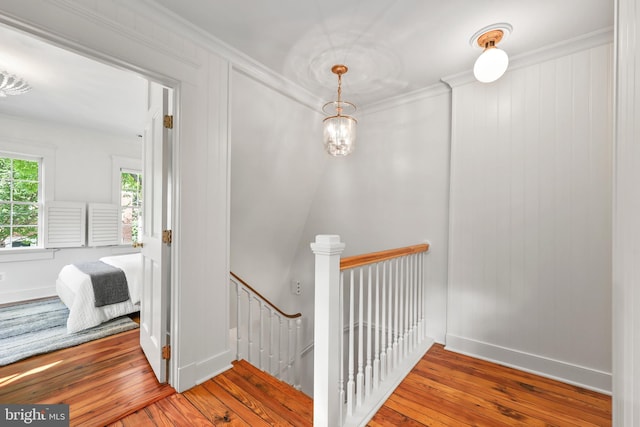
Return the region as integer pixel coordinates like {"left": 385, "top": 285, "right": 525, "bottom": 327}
{"left": 311, "top": 235, "right": 433, "bottom": 427}
{"left": 230, "top": 272, "right": 302, "bottom": 389}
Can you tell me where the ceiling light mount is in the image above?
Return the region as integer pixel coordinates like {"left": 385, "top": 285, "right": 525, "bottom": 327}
{"left": 331, "top": 64, "right": 348, "bottom": 76}
{"left": 476, "top": 29, "right": 504, "bottom": 50}
{"left": 322, "top": 64, "right": 357, "bottom": 157}
{"left": 470, "top": 23, "right": 512, "bottom": 83}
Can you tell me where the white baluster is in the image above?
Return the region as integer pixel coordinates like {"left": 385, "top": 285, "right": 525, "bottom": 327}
{"left": 259, "top": 302, "right": 265, "bottom": 369}
{"left": 409, "top": 255, "right": 415, "bottom": 352}
{"left": 287, "top": 318, "right": 294, "bottom": 384}
{"left": 373, "top": 262, "right": 380, "bottom": 390}
{"left": 347, "top": 269, "right": 355, "bottom": 416}
{"left": 236, "top": 281, "right": 242, "bottom": 361}
{"left": 380, "top": 261, "right": 387, "bottom": 382}
{"left": 357, "top": 268, "right": 364, "bottom": 407}
{"left": 419, "top": 253, "right": 424, "bottom": 340}
{"left": 414, "top": 254, "right": 420, "bottom": 347}
{"left": 415, "top": 255, "right": 420, "bottom": 346}
{"left": 398, "top": 257, "right": 403, "bottom": 362}
{"left": 267, "top": 309, "right": 274, "bottom": 374}
{"left": 339, "top": 272, "right": 345, "bottom": 422}
{"left": 365, "top": 265, "right": 373, "bottom": 397}
{"left": 400, "top": 257, "right": 409, "bottom": 360}
{"left": 295, "top": 317, "right": 302, "bottom": 390}
{"left": 392, "top": 258, "right": 399, "bottom": 369}
{"left": 404, "top": 256, "right": 409, "bottom": 358}
{"left": 421, "top": 251, "right": 426, "bottom": 340}
{"left": 278, "top": 316, "right": 284, "bottom": 378}
{"left": 248, "top": 293, "right": 254, "bottom": 364}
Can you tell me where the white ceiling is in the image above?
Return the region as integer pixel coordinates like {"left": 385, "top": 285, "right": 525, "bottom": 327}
{"left": 153, "top": 0, "right": 614, "bottom": 106}
{"left": 0, "top": 23, "right": 147, "bottom": 139}
{"left": 0, "top": 0, "right": 614, "bottom": 137}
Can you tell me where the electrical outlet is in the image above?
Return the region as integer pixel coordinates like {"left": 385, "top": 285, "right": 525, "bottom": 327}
{"left": 291, "top": 280, "right": 302, "bottom": 295}
{"left": 0, "top": 272, "right": 5, "bottom": 282}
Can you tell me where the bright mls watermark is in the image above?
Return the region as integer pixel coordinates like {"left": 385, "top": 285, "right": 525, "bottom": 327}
{"left": 1, "top": 404, "right": 69, "bottom": 426}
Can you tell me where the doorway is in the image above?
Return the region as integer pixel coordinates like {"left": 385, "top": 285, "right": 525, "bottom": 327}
{"left": 0, "top": 21, "right": 175, "bottom": 385}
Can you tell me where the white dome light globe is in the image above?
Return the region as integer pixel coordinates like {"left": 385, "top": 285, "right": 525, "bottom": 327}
{"left": 473, "top": 47, "right": 509, "bottom": 83}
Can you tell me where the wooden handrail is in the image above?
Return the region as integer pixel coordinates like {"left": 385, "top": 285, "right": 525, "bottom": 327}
{"left": 230, "top": 271, "right": 302, "bottom": 319}
{"left": 340, "top": 243, "right": 429, "bottom": 270}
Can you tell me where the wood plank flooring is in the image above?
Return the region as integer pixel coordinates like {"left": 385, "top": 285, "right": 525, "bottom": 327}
{"left": 0, "top": 327, "right": 611, "bottom": 426}
{"left": 0, "top": 329, "right": 175, "bottom": 426}
{"left": 111, "top": 359, "right": 314, "bottom": 426}
{"left": 368, "top": 344, "right": 611, "bottom": 426}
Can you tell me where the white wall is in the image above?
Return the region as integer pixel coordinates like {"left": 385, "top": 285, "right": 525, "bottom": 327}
{"left": 446, "top": 43, "right": 613, "bottom": 393}
{"left": 0, "top": 114, "right": 140, "bottom": 303}
{"left": 230, "top": 69, "right": 326, "bottom": 309}
{"left": 613, "top": 0, "right": 640, "bottom": 423}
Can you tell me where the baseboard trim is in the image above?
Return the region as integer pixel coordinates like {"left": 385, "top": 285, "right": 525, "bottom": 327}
{"left": 445, "top": 334, "right": 611, "bottom": 395}
{"left": 175, "top": 350, "right": 233, "bottom": 393}
{"left": 0, "top": 287, "right": 56, "bottom": 305}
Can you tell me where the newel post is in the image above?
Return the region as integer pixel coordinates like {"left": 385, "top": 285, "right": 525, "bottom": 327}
{"left": 311, "top": 234, "right": 345, "bottom": 427}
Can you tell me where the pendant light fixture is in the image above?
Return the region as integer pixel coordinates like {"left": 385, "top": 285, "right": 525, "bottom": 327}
{"left": 471, "top": 24, "right": 512, "bottom": 83}
{"left": 0, "top": 70, "right": 31, "bottom": 97}
{"left": 322, "top": 64, "right": 357, "bottom": 157}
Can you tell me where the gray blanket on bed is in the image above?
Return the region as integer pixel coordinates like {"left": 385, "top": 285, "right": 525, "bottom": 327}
{"left": 74, "top": 261, "right": 130, "bottom": 307}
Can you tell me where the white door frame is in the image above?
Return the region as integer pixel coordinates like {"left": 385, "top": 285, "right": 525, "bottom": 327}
{"left": 0, "top": 17, "right": 181, "bottom": 388}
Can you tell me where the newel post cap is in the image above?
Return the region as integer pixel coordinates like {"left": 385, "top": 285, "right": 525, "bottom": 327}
{"left": 310, "top": 234, "right": 345, "bottom": 255}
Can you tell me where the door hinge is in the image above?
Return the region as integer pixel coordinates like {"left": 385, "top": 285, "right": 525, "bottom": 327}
{"left": 163, "top": 115, "right": 174, "bottom": 129}
{"left": 162, "top": 345, "right": 171, "bottom": 360}
{"left": 162, "top": 229, "right": 172, "bottom": 244}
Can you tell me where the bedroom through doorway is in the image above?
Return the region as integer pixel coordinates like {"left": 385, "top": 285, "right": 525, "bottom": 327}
{"left": 0, "top": 21, "right": 174, "bottom": 384}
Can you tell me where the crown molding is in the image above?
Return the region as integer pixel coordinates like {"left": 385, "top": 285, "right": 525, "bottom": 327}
{"left": 124, "top": 0, "right": 323, "bottom": 111}
{"left": 442, "top": 26, "right": 614, "bottom": 88}
{"left": 360, "top": 82, "right": 451, "bottom": 116}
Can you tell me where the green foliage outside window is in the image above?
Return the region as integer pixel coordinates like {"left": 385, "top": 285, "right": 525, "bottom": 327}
{"left": 0, "top": 157, "right": 40, "bottom": 248}
{"left": 121, "top": 171, "right": 142, "bottom": 244}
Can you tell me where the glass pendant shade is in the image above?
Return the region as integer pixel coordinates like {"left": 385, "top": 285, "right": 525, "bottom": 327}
{"left": 323, "top": 110, "right": 357, "bottom": 156}
{"left": 473, "top": 47, "right": 509, "bottom": 83}
{"left": 323, "top": 65, "right": 357, "bottom": 156}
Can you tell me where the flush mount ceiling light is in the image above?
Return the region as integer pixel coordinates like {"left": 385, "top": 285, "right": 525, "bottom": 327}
{"left": 0, "top": 70, "right": 31, "bottom": 97}
{"left": 471, "top": 23, "right": 512, "bottom": 83}
{"left": 322, "top": 64, "right": 357, "bottom": 157}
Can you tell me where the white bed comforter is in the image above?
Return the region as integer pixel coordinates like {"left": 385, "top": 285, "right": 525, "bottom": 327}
{"left": 56, "top": 253, "right": 142, "bottom": 333}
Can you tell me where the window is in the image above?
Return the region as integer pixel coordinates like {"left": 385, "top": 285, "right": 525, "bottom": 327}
{"left": 120, "top": 169, "right": 142, "bottom": 244}
{"left": 0, "top": 155, "right": 41, "bottom": 249}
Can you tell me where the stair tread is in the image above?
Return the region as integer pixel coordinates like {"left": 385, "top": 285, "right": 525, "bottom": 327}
{"left": 228, "top": 360, "right": 313, "bottom": 425}
{"left": 233, "top": 359, "right": 312, "bottom": 403}
{"left": 184, "top": 359, "right": 312, "bottom": 427}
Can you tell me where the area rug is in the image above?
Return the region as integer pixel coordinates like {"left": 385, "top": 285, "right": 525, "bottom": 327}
{"left": 0, "top": 297, "right": 139, "bottom": 366}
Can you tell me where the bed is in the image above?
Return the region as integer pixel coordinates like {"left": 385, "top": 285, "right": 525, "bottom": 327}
{"left": 56, "top": 253, "right": 142, "bottom": 333}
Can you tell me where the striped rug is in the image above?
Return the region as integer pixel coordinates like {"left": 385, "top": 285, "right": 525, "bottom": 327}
{"left": 0, "top": 297, "right": 139, "bottom": 366}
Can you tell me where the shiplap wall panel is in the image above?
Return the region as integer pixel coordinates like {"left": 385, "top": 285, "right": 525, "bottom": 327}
{"left": 614, "top": 0, "right": 640, "bottom": 422}
{"left": 447, "top": 44, "right": 613, "bottom": 392}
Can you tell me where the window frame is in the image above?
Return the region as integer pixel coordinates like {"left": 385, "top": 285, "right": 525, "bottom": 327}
{"left": 0, "top": 140, "right": 55, "bottom": 260}
{"left": 0, "top": 154, "right": 42, "bottom": 248}
{"left": 112, "top": 156, "right": 142, "bottom": 246}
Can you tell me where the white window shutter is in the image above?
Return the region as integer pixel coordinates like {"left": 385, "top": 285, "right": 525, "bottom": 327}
{"left": 88, "top": 203, "right": 120, "bottom": 247}
{"left": 44, "top": 202, "right": 86, "bottom": 248}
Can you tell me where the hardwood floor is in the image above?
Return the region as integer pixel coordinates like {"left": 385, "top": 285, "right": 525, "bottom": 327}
{"left": 0, "top": 329, "right": 174, "bottom": 426}
{"left": 0, "top": 330, "right": 611, "bottom": 426}
{"left": 368, "top": 345, "right": 612, "bottom": 426}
